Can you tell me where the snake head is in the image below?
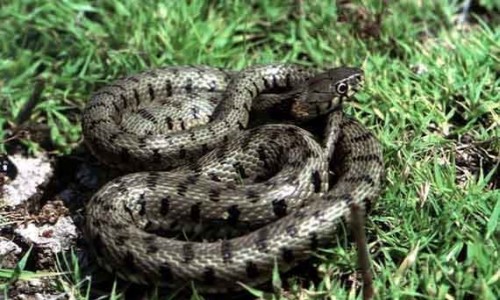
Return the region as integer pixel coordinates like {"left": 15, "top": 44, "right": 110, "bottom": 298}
{"left": 292, "top": 67, "right": 364, "bottom": 119}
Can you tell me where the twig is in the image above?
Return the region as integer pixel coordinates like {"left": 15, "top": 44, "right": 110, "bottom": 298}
{"left": 456, "top": 0, "right": 472, "bottom": 26}
{"left": 350, "top": 202, "right": 374, "bottom": 300}
{"left": 15, "top": 77, "right": 45, "bottom": 125}
{"left": 1, "top": 78, "right": 45, "bottom": 144}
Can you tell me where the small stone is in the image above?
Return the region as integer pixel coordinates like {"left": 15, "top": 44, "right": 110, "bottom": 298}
{"left": 0, "top": 238, "right": 22, "bottom": 268}
{"left": 410, "top": 63, "right": 428, "bottom": 75}
{"left": 15, "top": 217, "right": 77, "bottom": 253}
{"left": 0, "top": 238, "right": 22, "bottom": 256}
{"left": 3, "top": 153, "right": 53, "bottom": 207}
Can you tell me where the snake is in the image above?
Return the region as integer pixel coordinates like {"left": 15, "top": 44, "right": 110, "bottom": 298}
{"left": 81, "top": 63, "right": 384, "bottom": 294}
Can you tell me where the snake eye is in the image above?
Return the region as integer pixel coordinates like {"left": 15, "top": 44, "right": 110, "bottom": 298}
{"left": 335, "top": 82, "right": 348, "bottom": 95}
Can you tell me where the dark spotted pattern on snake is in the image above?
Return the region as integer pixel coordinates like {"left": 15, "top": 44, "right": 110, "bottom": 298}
{"left": 82, "top": 64, "right": 384, "bottom": 293}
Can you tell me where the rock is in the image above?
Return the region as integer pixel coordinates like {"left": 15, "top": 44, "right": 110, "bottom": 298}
{"left": 0, "top": 238, "right": 22, "bottom": 268}
{"left": 15, "top": 217, "right": 77, "bottom": 254}
{"left": 2, "top": 153, "right": 53, "bottom": 207}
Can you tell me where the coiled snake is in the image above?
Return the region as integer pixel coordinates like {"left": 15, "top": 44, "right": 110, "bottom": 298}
{"left": 82, "top": 64, "right": 384, "bottom": 293}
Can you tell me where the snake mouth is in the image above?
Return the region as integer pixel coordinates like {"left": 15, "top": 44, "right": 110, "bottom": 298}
{"left": 289, "top": 68, "right": 364, "bottom": 120}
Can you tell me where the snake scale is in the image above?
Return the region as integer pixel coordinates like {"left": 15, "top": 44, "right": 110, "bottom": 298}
{"left": 82, "top": 64, "right": 384, "bottom": 293}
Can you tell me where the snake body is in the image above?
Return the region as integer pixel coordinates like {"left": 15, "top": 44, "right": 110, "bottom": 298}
{"left": 82, "top": 64, "right": 384, "bottom": 293}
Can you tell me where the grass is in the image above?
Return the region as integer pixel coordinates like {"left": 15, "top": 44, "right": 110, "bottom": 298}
{"left": 1, "top": 0, "right": 499, "bottom": 299}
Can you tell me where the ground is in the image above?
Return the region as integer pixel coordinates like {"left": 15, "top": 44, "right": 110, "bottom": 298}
{"left": 0, "top": 1, "right": 499, "bottom": 299}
